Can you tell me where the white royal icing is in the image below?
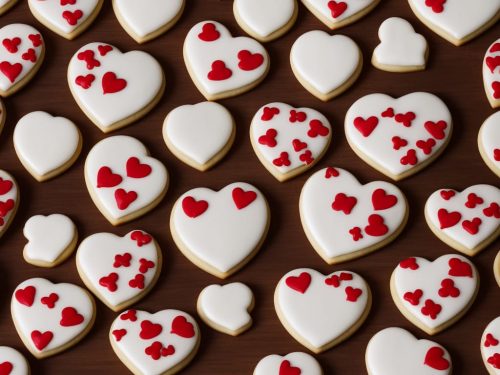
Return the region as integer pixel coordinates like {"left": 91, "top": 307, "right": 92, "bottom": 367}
{"left": 254, "top": 352, "right": 322, "bottom": 375}
{"left": 481, "top": 316, "right": 500, "bottom": 374}
{"left": 0, "top": 346, "right": 29, "bottom": 375}
{"left": 0, "top": 169, "right": 18, "bottom": 237}
{"left": 479, "top": 112, "right": 500, "bottom": 175}
{"left": 302, "top": 0, "right": 378, "bottom": 28}
{"left": 483, "top": 38, "right": 500, "bottom": 107}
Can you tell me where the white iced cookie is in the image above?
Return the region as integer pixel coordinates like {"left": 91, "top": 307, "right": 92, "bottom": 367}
{"left": 163, "top": 102, "right": 235, "bottom": 172}
{"left": 301, "top": 0, "right": 380, "bottom": 29}
{"left": 170, "top": 182, "right": 270, "bottom": 279}
{"left": 84, "top": 135, "right": 169, "bottom": 226}
{"left": 23, "top": 214, "right": 77, "bottom": 268}
{"left": 479, "top": 112, "right": 500, "bottom": 176}
{"left": 183, "top": 21, "right": 269, "bottom": 101}
{"left": 483, "top": 39, "right": 500, "bottom": 109}
{"left": 366, "top": 327, "right": 452, "bottom": 375}
{"left": 495, "top": 251, "right": 500, "bottom": 288}
{"left": 28, "top": 0, "right": 103, "bottom": 40}
{"left": 110, "top": 309, "right": 200, "bottom": 375}
{"left": 424, "top": 185, "right": 500, "bottom": 256}
{"left": 254, "top": 352, "right": 323, "bottom": 375}
{"left": 300, "top": 167, "right": 408, "bottom": 264}
{"left": 408, "top": 0, "right": 500, "bottom": 46}
{"left": 0, "top": 24, "right": 45, "bottom": 97}
{"left": 233, "top": 0, "right": 298, "bottom": 42}
{"left": 0, "top": 170, "right": 18, "bottom": 240}
{"left": 290, "top": 31, "right": 362, "bottom": 101}
{"left": 11, "top": 278, "right": 95, "bottom": 359}
{"left": 0, "top": 98, "right": 5, "bottom": 137}
{"left": 0, "top": 346, "right": 29, "bottom": 375}
{"left": 482, "top": 316, "right": 500, "bottom": 375}
{"left": 68, "top": 42, "right": 165, "bottom": 133}
{"left": 197, "top": 283, "right": 254, "bottom": 336}
{"left": 0, "top": 0, "right": 18, "bottom": 15}
{"left": 275, "top": 268, "right": 371, "bottom": 353}
{"left": 345, "top": 92, "right": 452, "bottom": 180}
{"left": 14, "top": 111, "right": 82, "bottom": 182}
{"left": 112, "top": 0, "right": 185, "bottom": 43}
{"left": 390, "top": 254, "right": 479, "bottom": 335}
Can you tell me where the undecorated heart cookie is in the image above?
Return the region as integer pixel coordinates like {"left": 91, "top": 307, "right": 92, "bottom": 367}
{"left": 301, "top": 0, "right": 380, "bottom": 29}
{"left": 483, "top": 39, "right": 500, "bottom": 108}
{"left": 275, "top": 268, "right": 371, "bottom": 353}
{"left": 479, "top": 112, "right": 500, "bottom": 177}
{"left": 482, "top": 316, "right": 500, "bottom": 375}
{"left": 495, "top": 251, "right": 500, "bottom": 288}
{"left": 250, "top": 102, "right": 332, "bottom": 182}
{"left": 425, "top": 184, "right": 500, "bottom": 256}
{"left": 0, "top": 346, "right": 29, "bottom": 375}
{"left": 390, "top": 254, "right": 478, "bottom": 335}
{"left": 183, "top": 21, "right": 269, "bottom": 101}
{"left": 254, "top": 352, "right": 323, "bottom": 375}
{"left": 0, "top": 0, "right": 18, "bottom": 15}
{"left": 170, "top": 182, "right": 270, "bottom": 278}
{"left": 345, "top": 92, "right": 452, "bottom": 180}
{"left": 68, "top": 42, "right": 165, "bottom": 133}
{"left": 0, "top": 170, "right": 19, "bottom": 240}
{"left": 11, "top": 278, "right": 95, "bottom": 358}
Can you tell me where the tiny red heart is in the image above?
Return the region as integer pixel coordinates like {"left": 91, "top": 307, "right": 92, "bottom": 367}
{"left": 238, "top": 50, "right": 264, "bottom": 71}
{"left": 328, "top": 1, "right": 347, "bottom": 18}
{"left": 437, "top": 208, "right": 461, "bottom": 229}
{"left": 232, "top": 187, "right": 257, "bottom": 210}
{"left": 372, "top": 188, "right": 397, "bottom": 211}
{"left": 126, "top": 157, "right": 152, "bottom": 179}
{"left": 31, "top": 330, "right": 53, "bottom": 351}
{"left": 364, "top": 214, "right": 388, "bottom": 237}
{"left": 207, "top": 60, "right": 232, "bottom": 81}
{"left": 285, "top": 272, "right": 311, "bottom": 294}
{"left": 182, "top": 196, "right": 209, "bottom": 218}
{"left": 354, "top": 116, "right": 378, "bottom": 137}
{"left": 140, "top": 320, "right": 162, "bottom": 340}
{"left": 15, "top": 286, "right": 36, "bottom": 307}
{"left": 198, "top": 23, "right": 220, "bottom": 41}
{"left": 60, "top": 307, "right": 84, "bottom": 327}
{"left": 97, "top": 167, "right": 122, "bottom": 188}
{"left": 448, "top": 257, "right": 473, "bottom": 278}
{"left": 424, "top": 346, "right": 450, "bottom": 370}
{"left": 102, "top": 72, "right": 127, "bottom": 94}
{"left": 171, "top": 315, "right": 195, "bottom": 338}
{"left": 114, "top": 189, "right": 138, "bottom": 210}
{"left": 279, "top": 360, "right": 301, "bottom": 375}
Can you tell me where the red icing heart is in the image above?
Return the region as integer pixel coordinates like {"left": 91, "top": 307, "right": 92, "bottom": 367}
{"left": 75, "top": 74, "right": 95, "bottom": 89}
{"left": 114, "top": 189, "right": 138, "bottom": 210}
{"left": 121, "top": 309, "right": 137, "bottom": 321}
{"left": 364, "top": 214, "right": 388, "bottom": 237}
{"left": 102, "top": 72, "right": 127, "bottom": 94}
{"left": 0, "top": 361, "right": 13, "bottom": 375}
{"left": 112, "top": 329, "right": 127, "bottom": 342}
{"left": 258, "top": 129, "right": 278, "bottom": 147}
{"left": 448, "top": 257, "right": 473, "bottom": 278}
{"left": 400, "top": 149, "right": 417, "bottom": 166}
{"left": 273, "top": 152, "right": 291, "bottom": 167}
{"left": 424, "top": 120, "right": 447, "bottom": 140}
{"left": 354, "top": 116, "right": 378, "bottom": 137}
{"left": 238, "top": 50, "right": 264, "bottom": 71}
{"left": 328, "top": 1, "right": 347, "bottom": 18}
{"left": 22, "top": 48, "right": 37, "bottom": 62}
{"left": 494, "top": 82, "right": 500, "bottom": 99}
{"left": 207, "top": 60, "right": 232, "bottom": 81}
{"left": 31, "top": 330, "right": 53, "bottom": 350}
{"left": 425, "top": 0, "right": 446, "bottom": 13}
{"left": 382, "top": 107, "right": 395, "bottom": 118}
{"left": 131, "top": 231, "right": 152, "bottom": 247}
{"left": 491, "top": 43, "right": 500, "bottom": 53}
{"left": 15, "top": 286, "right": 36, "bottom": 307}
{"left": 97, "top": 167, "right": 122, "bottom": 188}
{"left": 182, "top": 196, "right": 209, "bottom": 218}
{"left": 129, "top": 274, "right": 145, "bottom": 289}
{"left": 395, "top": 112, "right": 416, "bottom": 127}
{"left": 440, "top": 190, "right": 455, "bottom": 200}
{"left": 0, "top": 61, "right": 22, "bottom": 83}
{"left": 289, "top": 110, "right": 307, "bottom": 123}
{"left": 424, "top": 346, "right": 450, "bottom": 370}
{"left": 198, "top": 23, "right": 220, "bottom": 42}
{"left": 62, "top": 10, "right": 83, "bottom": 26}
{"left": 488, "top": 353, "right": 500, "bottom": 369}
{"left": 421, "top": 299, "right": 441, "bottom": 319}
{"left": 28, "top": 34, "right": 42, "bottom": 47}
{"left": 325, "top": 167, "right": 339, "bottom": 178}
{"left": 399, "top": 257, "right": 419, "bottom": 270}
{"left": 0, "top": 178, "right": 13, "bottom": 195}
{"left": 416, "top": 138, "right": 436, "bottom": 155}
{"left": 140, "top": 320, "right": 162, "bottom": 340}
{"left": 61, "top": 0, "right": 77, "bottom": 5}
{"left": 2, "top": 37, "right": 21, "bottom": 53}
{"left": 161, "top": 345, "right": 175, "bottom": 357}
{"left": 139, "top": 258, "right": 155, "bottom": 273}
{"left": 462, "top": 217, "right": 482, "bottom": 235}
{"left": 404, "top": 289, "right": 423, "bottom": 305}
{"left": 372, "top": 189, "right": 397, "bottom": 211}
{"left": 332, "top": 193, "right": 357, "bottom": 215}
{"left": 392, "top": 136, "right": 408, "bottom": 150}
{"left": 345, "top": 286, "right": 362, "bottom": 302}
{"left": 41, "top": 293, "right": 59, "bottom": 309}
{"left": 0, "top": 199, "right": 14, "bottom": 218}
{"left": 325, "top": 272, "right": 353, "bottom": 288}
{"left": 307, "top": 120, "right": 329, "bottom": 138}
{"left": 126, "top": 157, "right": 151, "bottom": 179}
{"left": 113, "top": 253, "right": 132, "bottom": 268}
{"left": 279, "top": 360, "right": 301, "bottom": 375}
{"left": 77, "top": 50, "right": 100, "bottom": 69}
{"left": 145, "top": 342, "right": 175, "bottom": 360}
{"left": 486, "top": 56, "right": 500, "bottom": 73}
{"left": 285, "top": 272, "right": 311, "bottom": 294}
{"left": 232, "top": 187, "right": 257, "bottom": 210}
{"left": 437, "top": 208, "right": 461, "bottom": 229}
{"left": 60, "top": 307, "right": 84, "bottom": 327}
{"left": 98, "top": 45, "right": 113, "bottom": 56}
{"left": 99, "top": 272, "right": 119, "bottom": 292}
{"left": 261, "top": 106, "right": 280, "bottom": 121}
{"left": 465, "top": 193, "right": 484, "bottom": 208}
{"left": 299, "top": 150, "right": 314, "bottom": 165}
{"left": 494, "top": 149, "right": 500, "bottom": 161}
{"left": 171, "top": 316, "right": 195, "bottom": 338}
{"left": 484, "top": 202, "right": 500, "bottom": 218}
{"left": 292, "top": 139, "right": 307, "bottom": 152}
{"left": 349, "top": 227, "right": 363, "bottom": 241}
{"left": 438, "top": 278, "right": 460, "bottom": 298}
{"left": 485, "top": 333, "right": 499, "bottom": 347}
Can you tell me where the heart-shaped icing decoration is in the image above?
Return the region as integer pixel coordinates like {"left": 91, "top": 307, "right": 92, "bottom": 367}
{"left": 254, "top": 352, "right": 323, "bottom": 375}
{"left": 76, "top": 230, "right": 161, "bottom": 312}
{"left": 366, "top": 327, "right": 452, "bottom": 375}
{"left": 300, "top": 167, "right": 408, "bottom": 264}
{"left": 163, "top": 102, "right": 235, "bottom": 171}
{"left": 482, "top": 316, "right": 500, "bottom": 374}
{"left": 84, "top": 135, "right": 169, "bottom": 226}
{"left": 390, "top": 254, "right": 478, "bottom": 335}
{"left": 275, "top": 268, "right": 371, "bottom": 353}
{"left": 0, "top": 0, "right": 18, "bottom": 15}
{"left": 0, "top": 346, "right": 29, "bottom": 375}
{"left": 425, "top": 184, "right": 500, "bottom": 256}
{"left": 183, "top": 21, "right": 269, "bottom": 101}
{"left": 483, "top": 39, "right": 500, "bottom": 109}
{"left": 170, "top": 182, "right": 269, "bottom": 278}
{"left": 250, "top": 102, "right": 332, "bottom": 182}
{"left": 110, "top": 309, "right": 200, "bottom": 375}
{"left": 345, "top": 92, "right": 452, "bottom": 180}
{"left": 11, "top": 278, "right": 95, "bottom": 358}
{"left": 0, "top": 170, "right": 19, "bottom": 240}
{"left": 479, "top": 112, "right": 500, "bottom": 177}
{"left": 290, "top": 30, "right": 361, "bottom": 101}
{"left": 495, "top": 251, "right": 500, "bottom": 288}
{"left": 14, "top": 111, "right": 82, "bottom": 182}
{"left": 68, "top": 42, "right": 165, "bottom": 133}
{"left": 301, "top": 0, "right": 380, "bottom": 29}
{"left": 0, "top": 24, "right": 44, "bottom": 97}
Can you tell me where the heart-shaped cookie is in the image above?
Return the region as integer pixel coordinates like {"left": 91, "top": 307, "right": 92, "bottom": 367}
{"left": 0, "top": 346, "right": 29, "bottom": 375}
{"left": 301, "top": 0, "right": 380, "bottom": 29}
{"left": 11, "top": 278, "right": 95, "bottom": 358}
{"left": 483, "top": 39, "right": 500, "bottom": 109}
{"left": 0, "top": 0, "right": 18, "bottom": 15}
{"left": 425, "top": 184, "right": 500, "bottom": 256}
{"left": 183, "top": 21, "right": 269, "bottom": 101}
{"left": 482, "top": 316, "right": 500, "bottom": 375}
{"left": 254, "top": 352, "right": 323, "bottom": 375}
{"left": 290, "top": 31, "right": 362, "bottom": 101}
{"left": 275, "top": 268, "right": 371, "bottom": 353}
{"left": 250, "top": 102, "right": 332, "bottom": 182}
{"left": 68, "top": 42, "right": 165, "bottom": 133}
{"left": 300, "top": 167, "right": 408, "bottom": 264}
{"left": 14, "top": 111, "right": 82, "bottom": 182}
{"left": 390, "top": 254, "right": 478, "bottom": 335}
{"left": 345, "top": 92, "right": 452, "bottom": 180}
{"left": 76, "top": 230, "right": 161, "bottom": 312}
{"left": 170, "top": 182, "right": 270, "bottom": 279}
{"left": 0, "top": 169, "right": 19, "bottom": 240}
{"left": 85, "top": 135, "right": 169, "bottom": 226}
{"left": 163, "top": 102, "right": 235, "bottom": 171}
{"left": 110, "top": 309, "right": 200, "bottom": 375}
{"left": 366, "top": 327, "right": 452, "bottom": 375}
{"left": 479, "top": 112, "right": 500, "bottom": 177}
{"left": 0, "top": 24, "right": 45, "bottom": 97}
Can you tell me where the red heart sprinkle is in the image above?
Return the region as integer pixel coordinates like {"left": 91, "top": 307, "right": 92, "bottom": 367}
{"left": 364, "top": 214, "right": 388, "bottom": 237}
{"left": 437, "top": 208, "right": 461, "bottom": 229}
{"left": 0, "top": 178, "right": 13, "bottom": 195}
{"left": 15, "top": 286, "right": 36, "bottom": 307}
{"left": 258, "top": 129, "right": 277, "bottom": 147}
{"left": 207, "top": 60, "right": 232, "bottom": 81}
{"left": 126, "top": 157, "right": 152, "bottom": 179}
{"left": 102, "top": 72, "right": 127, "bottom": 94}
{"left": 31, "top": 330, "right": 53, "bottom": 351}
{"left": 41, "top": 293, "right": 59, "bottom": 309}
{"left": 354, "top": 116, "right": 378, "bottom": 137}
{"left": 60, "top": 307, "right": 84, "bottom": 327}
{"left": 237, "top": 50, "right": 264, "bottom": 71}
{"left": 332, "top": 193, "right": 357, "bottom": 215}
{"left": 285, "top": 272, "right": 311, "bottom": 294}
{"left": 421, "top": 299, "right": 441, "bottom": 319}
{"left": 171, "top": 316, "right": 195, "bottom": 338}
{"left": 438, "top": 278, "right": 460, "bottom": 298}
{"left": 131, "top": 231, "right": 152, "bottom": 247}
{"left": 182, "top": 196, "right": 209, "bottom": 218}
{"left": 448, "top": 258, "right": 473, "bottom": 278}
{"left": 372, "top": 188, "right": 398, "bottom": 211}
{"left": 399, "top": 257, "right": 419, "bottom": 270}
{"left": 198, "top": 23, "right": 220, "bottom": 42}
{"left": 2, "top": 37, "right": 21, "bottom": 53}
{"left": 279, "top": 360, "right": 301, "bottom": 375}
{"left": 273, "top": 152, "right": 291, "bottom": 167}
{"left": 345, "top": 286, "right": 362, "bottom": 302}
{"left": 232, "top": 187, "right": 257, "bottom": 210}
{"left": 404, "top": 289, "right": 423, "bottom": 305}
{"left": 328, "top": 1, "right": 347, "bottom": 18}
{"left": 140, "top": 320, "right": 163, "bottom": 340}
{"left": 261, "top": 106, "right": 280, "bottom": 121}
{"left": 99, "top": 272, "right": 119, "bottom": 292}
{"left": 0, "top": 61, "right": 22, "bottom": 83}
{"left": 424, "top": 346, "right": 450, "bottom": 370}
{"left": 424, "top": 120, "right": 447, "bottom": 140}
{"left": 96, "top": 166, "right": 122, "bottom": 188}
{"left": 395, "top": 111, "right": 416, "bottom": 127}
{"left": 114, "top": 189, "right": 138, "bottom": 210}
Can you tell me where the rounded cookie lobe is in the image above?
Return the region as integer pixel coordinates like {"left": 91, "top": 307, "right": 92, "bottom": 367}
{"left": 481, "top": 316, "right": 500, "bottom": 375}
{"left": 254, "top": 352, "right": 323, "bottom": 375}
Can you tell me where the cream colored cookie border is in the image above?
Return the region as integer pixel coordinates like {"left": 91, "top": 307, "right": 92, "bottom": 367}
{"left": 0, "top": 171, "right": 19, "bottom": 240}
{"left": 484, "top": 79, "right": 500, "bottom": 109}
{"left": 371, "top": 48, "right": 429, "bottom": 73}
{"left": 494, "top": 251, "right": 500, "bottom": 288}
{"left": 0, "top": 0, "right": 17, "bottom": 15}
{"left": 478, "top": 117, "right": 500, "bottom": 177}
{"left": 0, "top": 98, "right": 6, "bottom": 137}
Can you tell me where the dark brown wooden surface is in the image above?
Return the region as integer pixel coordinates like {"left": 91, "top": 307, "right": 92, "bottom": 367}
{"left": 0, "top": 1, "right": 499, "bottom": 374}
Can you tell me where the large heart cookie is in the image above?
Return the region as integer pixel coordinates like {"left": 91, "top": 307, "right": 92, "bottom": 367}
{"left": 390, "top": 254, "right": 478, "bottom": 335}
{"left": 275, "top": 268, "right": 371, "bottom": 353}
{"left": 479, "top": 112, "right": 500, "bottom": 177}
{"left": 345, "top": 92, "right": 452, "bottom": 180}
{"left": 170, "top": 182, "right": 269, "bottom": 278}
{"left": 301, "top": 0, "right": 380, "bottom": 29}
{"left": 250, "top": 102, "right": 332, "bottom": 182}
{"left": 300, "top": 167, "right": 408, "bottom": 264}
{"left": 68, "top": 42, "right": 165, "bottom": 133}
{"left": 0, "top": 169, "right": 19, "bottom": 240}
{"left": 482, "top": 316, "right": 500, "bottom": 375}
{"left": 183, "top": 21, "right": 269, "bottom": 101}
{"left": 425, "top": 184, "right": 500, "bottom": 256}
{"left": 85, "top": 136, "right": 169, "bottom": 226}
{"left": 483, "top": 39, "right": 500, "bottom": 109}
{"left": 254, "top": 352, "right": 323, "bottom": 375}
{"left": 0, "top": 0, "right": 18, "bottom": 15}
{"left": 0, "top": 346, "right": 29, "bottom": 375}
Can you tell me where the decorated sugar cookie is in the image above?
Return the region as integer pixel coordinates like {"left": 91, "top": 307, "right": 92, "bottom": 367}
{"left": 0, "top": 0, "right": 18, "bottom": 15}
{"left": 0, "top": 97, "right": 5, "bottom": 136}
{"left": 0, "top": 170, "right": 18, "bottom": 240}
{"left": 290, "top": 31, "right": 362, "bottom": 101}
{"left": 76, "top": 230, "right": 161, "bottom": 312}
{"left": 110, "top": 309, "right": 200, "bottom": 375}
{"left": 254, "top": 352, "right": 323, "bottom": 375}
{"left": 68, "top": 42, "right": 165, "bottom": 133}
{"left": 11, "top": 278, "right": 95, "bottom": 358}
{"left": 366, "top": 327, "right": 452, "bottom": 375}
{"left": 479, "top": 112, "right": 500, "bottom": 176}
{"left": 483, "top": 39, "right": 500, "bottom": 108}
{"left": 495, "top": 251, "right": 500, "bottom": 288}
{"left": 163, "top": 102, "right": 235, "bottom": 171}
{"left": 183, "top": 21, "right": 269, "bottom": 101}
{"left": 0, "top": 346, "right": 29, "bottom": 375}
{"left": 424, "top": 184, "right": 500, "bottom": 256}
{"left": 300, "top": 168, "right": 408, "bottom": 264}
{"left": 85, "top": 136, "right": 169, "bottom": 226}
{"left": 390, "top": 254, "right": 478, "bottom": 335}
{"left": 275, "top": 268, "right": 371, "bottom": 353}
{"left": 481, "top": 316, "right": 500, "bottom": 375}
{"left": 170, "top": 182, "right": 270, "bottom": 279}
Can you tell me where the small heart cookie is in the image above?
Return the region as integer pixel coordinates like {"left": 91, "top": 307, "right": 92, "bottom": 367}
{"left": 254, "top": 352, "right": 323, "bottom": 375}
{"left": 482, "top": 316, "right": 500, "bottom": 375}
{"left": 390, "top": 254, "right": 478, "bottom": 335}
{"left": 425, "top": 184, "right": 500, "bottom": 256}
{"left": 301, "top": 0, "right": 380, "bottom": 29}
{"left": 183, "top": 21, "right": 269, "bottom": 101}
{"left": 483, "top": 39, "right": 500, "bottom": 109}
{"left": 0, "top": 0, "right": 18, "bottom": 15}
{"left": 0, "top": 346, "right": 29, "bottom": 375}
{"left": 250, "top": 102, "right": 332, "bottom": 182}
{"left": 495, "top": 251, "right": 500, "bottom": 288}
{"left": 0, "top": 170, "right": 19, "bottom": 240}
{"left": 479, "top": 112, "right": 500, "bottom": 177}
{"left": 85, "top": 135, "right": 169, "bottom": 226}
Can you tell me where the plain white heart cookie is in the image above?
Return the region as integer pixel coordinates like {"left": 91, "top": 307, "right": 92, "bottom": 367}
{"left": 483, "top": 38, "right": 500, "bottom": 108}
{"left": 301, "top": 0, "right": 380, "bottom": 29}
{"left": 254, "top": 352, "right": 323, "bottom": 375}
{"left": 0, "top": 169, "right": 19, "bottom": 240}
{"left": 0, "top": 0, "right": 18, "bottom": 15}
{"left": 479, "top": 112, "right": 500, "bottom": 176}
{"left": 85, "top": 135, "right": 169, "bottom": 226}
{"left": 68, "top": 42, "right": 165, "bottom": 133}
{"left": 481, "top": 316, "right": 500, "bottom": 375}
{"left": 0, "top": 346, "right": 29, "bottom": 375}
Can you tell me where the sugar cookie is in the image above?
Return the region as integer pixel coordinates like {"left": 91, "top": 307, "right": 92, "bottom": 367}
{"left": 481, "top": 316, "right": 500, "bottom": 375}
{"left": 0, "top": 346, "right": 29, "bottom": 375}
{"left": 254, "top": 352, "right": 323, "bottom": 375}
{"left": 479, "top": 112, "right": 500, "bottom": 177}
{"left": 0, "top": 170, "right": 19, "bottom": 240}
{"left": 483, "top": 38, "right": 500, "bottom": 109}
{"left": 0, "top": 0, "right": 18, "bottom": 15}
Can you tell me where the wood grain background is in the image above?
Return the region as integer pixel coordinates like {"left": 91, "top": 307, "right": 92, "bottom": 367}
{"left": 0, "top": 0, "right": 499, "bottom": 374}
